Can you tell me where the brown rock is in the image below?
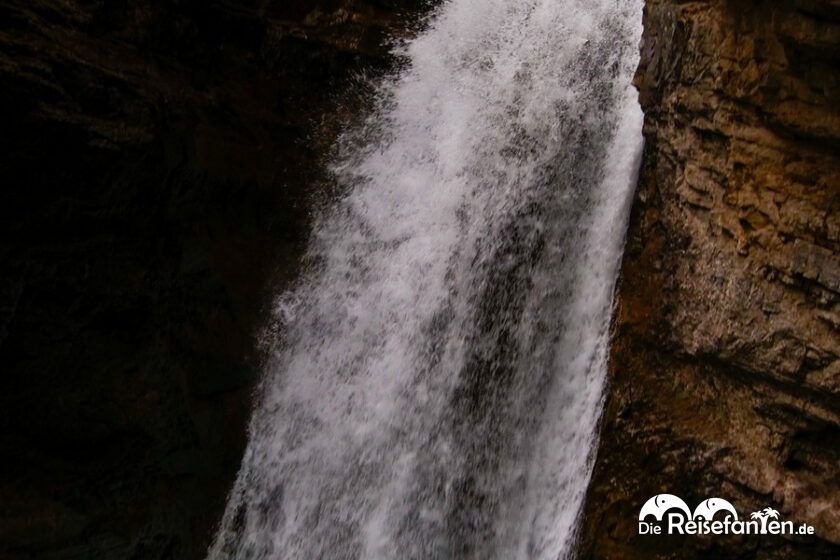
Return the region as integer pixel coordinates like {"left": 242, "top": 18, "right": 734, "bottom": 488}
{"left": 581, "top": 1, "right": 840, "bottom": 558}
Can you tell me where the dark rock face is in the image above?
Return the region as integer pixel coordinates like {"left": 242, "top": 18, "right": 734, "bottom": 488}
{"left": 582, "top": 1, "right": 840, "bottom": 558}
{"left": 0, "top": 1, "right": 425, "bottom": 558}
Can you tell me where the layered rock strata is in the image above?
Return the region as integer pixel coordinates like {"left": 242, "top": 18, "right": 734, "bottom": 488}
{"left": 582, "top": 1, "right": 840, "bottom": 558}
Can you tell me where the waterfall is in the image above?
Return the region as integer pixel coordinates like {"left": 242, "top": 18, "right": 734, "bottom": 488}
{"left": 209, "top": 0, "right": 644, "bottom": 558}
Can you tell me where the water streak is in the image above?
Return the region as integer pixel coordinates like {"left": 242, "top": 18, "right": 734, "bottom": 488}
{"left": 209, "top": 0, "right": 644, "bottom": 557}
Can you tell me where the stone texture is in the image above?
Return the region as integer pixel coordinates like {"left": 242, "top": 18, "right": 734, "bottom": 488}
{"left": 581, "top": 1, "right": 840, "bottom": 558}
{"left": 0, "top": 1, "right": 426, "bottom": 558}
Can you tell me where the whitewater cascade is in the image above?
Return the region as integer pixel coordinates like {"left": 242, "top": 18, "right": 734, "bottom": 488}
{"left": 209, "top": 0, "right": 644, "bottom": 558}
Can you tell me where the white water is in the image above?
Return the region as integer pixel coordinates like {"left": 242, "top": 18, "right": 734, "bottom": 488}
{"left": 209, "top": 0, "right": 644, "bottom": 558}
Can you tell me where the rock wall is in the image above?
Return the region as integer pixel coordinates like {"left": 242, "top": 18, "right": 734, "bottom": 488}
{"left": 4, "top": 1, "right": 839, "bottom": 559}
{"left": 0, "top": 1, "right": 425, "bottom": 558}
{"left": 582, "top": 0, "right": 840, "bottom": 558}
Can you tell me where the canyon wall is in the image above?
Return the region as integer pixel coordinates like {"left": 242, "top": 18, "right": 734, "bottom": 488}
{"left": 581, "top": 0, "right": 840, "bottom": 558}
{"left": 3, "top": 1, "right": 839, "bottom": 559}
{"left": 0, "top": 1, "right": 424, "bottom": 558}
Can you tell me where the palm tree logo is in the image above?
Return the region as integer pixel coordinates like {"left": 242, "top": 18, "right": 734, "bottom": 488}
{"left": 750, "top": 507, "right": 780, "bottom": 533}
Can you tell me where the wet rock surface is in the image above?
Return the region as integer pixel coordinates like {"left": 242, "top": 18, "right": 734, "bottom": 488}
{"left": 0, "top": 1, "right": 425, "bottom": 558}
{"left": 581, "top": 1, "right": 840, "bottom": 558}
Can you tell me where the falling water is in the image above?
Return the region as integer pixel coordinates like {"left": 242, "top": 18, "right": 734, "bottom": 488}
{"left": 209, "top": 0, "right": 644, "bottom": 558}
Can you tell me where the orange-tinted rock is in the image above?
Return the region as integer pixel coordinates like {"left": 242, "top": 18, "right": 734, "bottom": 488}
{"left": 581, "top": 1, "right": 840, "bottom": 558}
